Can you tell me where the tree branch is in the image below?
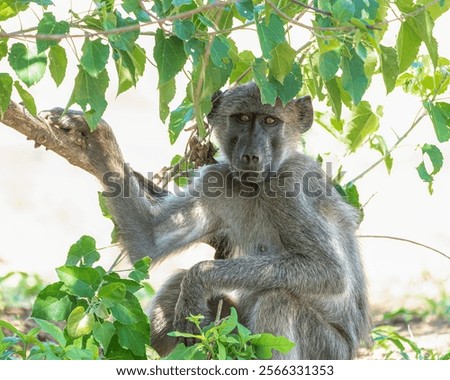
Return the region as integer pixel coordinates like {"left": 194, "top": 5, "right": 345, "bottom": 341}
{"left": 1, "top": 101, "right": 97, "bottom": 176}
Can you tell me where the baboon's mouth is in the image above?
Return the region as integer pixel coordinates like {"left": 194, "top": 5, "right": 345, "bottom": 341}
{"left": 231, "top": 165, "right": 270, "bottom": 183}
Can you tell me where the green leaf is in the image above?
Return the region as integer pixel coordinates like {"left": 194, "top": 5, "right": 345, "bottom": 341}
{"left": 98, "top": 192, "right": 119, "bottom": 244}
{"left": 396, "top": 20, "right": 422, "bottom": 73}
{"left": 423, "top": 101, "right": 450, "bottom": 142}
{"left": 380, "top": 45, "right": 399, "bottom": 94}
{"left": 354, "top": 0, "right": 379, "bottom": 19}
{"left": 325, "top": 77, "right": 342, "bottom": 120}
{"left": 109, "top": 291, "right": 147, "bottom": 324}
{"left": 105, "top": 12, "right": 139, "bottom": 52}
{"left": 129, "top": 257, "right": 151, "bottom": 282}
{"left": 342, "top": 182, "right": 362, "bottom": 210}
{"left": 115, "top": 321, "right": 150, "bottom": 357}
{"left": 418, "top": 0, "right": 450, "bottom": 20}
{"left": 48, "top": 45, "right": 67, "bottom": 87}
{"left": 0, "top": 1, "right": 28, "bottom": 21}
{"left": 31, "top": 282, "right": 73, "bottom": 321}
{"left": 332, "top": 0, "right": 355, "bottom": 22}
{"left": 421, "top": 143, "right": 443, "bottom": 174}
{"left": 341, "top": 48, "right": 368, "bottom": 104}
{"left": 173, "top": 19, "right": 195, "bottom": 40}
{"left": 98, "top": 282, "right": 126, "bottom": 307}
{"left": 230, "top": 50, "right": 255, "bottom": 84}
{"left": 153, "top": 29, "right": 187, "bottom": 87}
{"left": 103, "top": 274, "right": 143, "bottom": 293}
{"left": 67, "top": 306, "right": 95, "bottom": 339}
{"left": 269, "top": 62, "right": 303, "bottom": 105}
{"left": 66, "top": 235, "right": 100, "bottom": 267}
{"left": 407, "top": 10, "right": 438, "bottom": 68}
{"left": 36, "top": 12, "right": 69, "bottom": 53}
{"left": 65, "top": 347, "right": 95, "bottom": 360}
{"left": 0, "top": 38, "right": 8, "bottom": 60}
{"left": 184, "top": 38, "right": 204, "bottom": 66}
{"left": 200, "top": 58, "right": 232, "bottom": 102}
{"left": 256, "top": 14, "right": 285, "bottom": 59}
{"left": 416, "top": 143, "right": 443, "bottom": 194}
{"left": 168, "top": 99, "right": 194, "bottom": 145}
{"left": 93, "top": 321, "right": 115, "bottom": 352}
{"left": 56, "top": 266, "right": 101, "bottom": 298}
{"left": 210, "top": 36, "right": 230, "bottom": 69}
{"left": 8, "top": 43, "right": 47, "bottom": 87}
{"left": 319, "top": 50, "right": 340, "bottom": 82}
{"left": 252, "top": 58, "right": 277, "bottom": 105}
{"left": 395, "top": 0, "right": 415, "bottom": 13}
{"left": 159, "top": 78, "right": 175, "bottom": 122}
{"left": 28, "top": 0, "right": 54, "bottom": 5}
{"left": 113, "top": 44, "right": 146, "bottom": 96}
{"left": 67, "top": 67, "right": 109, "bottom": 131}
{"left": 268, "top": 41, "right": 297, "bottom": 84}
{"left": 235, "top": 0, "right": 254, "bottom": 20}
{"left": 252, "top": 334, "right": 295, "bottom": 359}
{"left": 33, "top": 318, "right": 66, "bottom": 346}
{"left": 80, "top": 38, "right": 110, "bottom": 78}
{"left": 370, "top": 135, "right": 393, "bottom": 174}
{"left": 162, "top": 343, "right": 208, "bottom": 360}
{"left": 173, "top": 0, "right": 192, "bottom": 5}
{"left": 346, "top": 101, "right": 380, "bottom": 151}
{"left": 0, "top": 73, "right": 13, "bottom": 118}
{"left": 122, "top": 0, "right": 151, "bottom": 21}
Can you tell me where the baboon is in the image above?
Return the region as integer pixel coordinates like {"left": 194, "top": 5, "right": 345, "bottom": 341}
{"left": 42, "top": 82, "right": 371, "bottom": 360}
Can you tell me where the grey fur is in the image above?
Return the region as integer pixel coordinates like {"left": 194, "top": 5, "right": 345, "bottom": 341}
{"left": 44, "top": 82, "right": 371, "bottom": 359}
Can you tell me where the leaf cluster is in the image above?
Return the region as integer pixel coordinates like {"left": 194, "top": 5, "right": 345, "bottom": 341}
{"left": 0, "top": 1, "right": 449, "bottom": 196}
{"left": 0, "top": 235, "right": 152, "bottom": 360}
{"left": 372, "top": 325, "right": 450, "bottom": 360}
{"left": 164, "top": 308, "right": 295, "bottom": 360}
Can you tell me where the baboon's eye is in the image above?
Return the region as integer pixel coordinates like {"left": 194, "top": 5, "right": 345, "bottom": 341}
{"left": 236, "top": 114, "right": 251, "bottom": 123}
{"left": 264, "top": 116, "right": 277, "bottom": 125}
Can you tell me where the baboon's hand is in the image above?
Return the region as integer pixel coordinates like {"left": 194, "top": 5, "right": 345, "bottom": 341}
{"left": 39, "top": 108, "right": 124, "bottom": 179}
{"left": 173, "top": 287, "right": 211, "bottom": 346}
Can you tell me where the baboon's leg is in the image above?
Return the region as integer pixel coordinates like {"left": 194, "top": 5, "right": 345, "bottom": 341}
{"left": 247, "top": 291, "right": 353, "bottom": 360}
{"left": 149, "top": 271, "right": 187, "bottom": 357}
{"left": 149, "top": 270, "right": 236, "bottom": 357}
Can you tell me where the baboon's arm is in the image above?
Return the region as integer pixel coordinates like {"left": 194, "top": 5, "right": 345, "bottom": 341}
{"left": 187, "top": 254, "right": 346, "bottom": 295}
{"left": 106, "top": 177, "right": 217, "bottom": 263}
{"left": 173, "top": 253, "right": 347, "bottom": 331}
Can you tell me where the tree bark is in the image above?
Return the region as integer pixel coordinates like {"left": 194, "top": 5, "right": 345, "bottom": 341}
{"left": 1, "top": 101, "right": 98, "bottom": 176}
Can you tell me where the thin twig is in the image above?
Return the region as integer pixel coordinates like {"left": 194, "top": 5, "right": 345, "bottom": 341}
{"left": 0, "top": 1, "right": 232, "bottom": 40}
{"left": 358, "top": 235, "right": 450, "bottom": 261}
{"left": 349, "top": 110, "right": 427, "bottom": 183}
{"left": 290, "top": 0, "right": 332, "bottom": 16}
{"left": 215, "top": 299, "right": 224, "bottom": 323}
{"left": 107, "top": 249, "right": 128, "bottom": 273}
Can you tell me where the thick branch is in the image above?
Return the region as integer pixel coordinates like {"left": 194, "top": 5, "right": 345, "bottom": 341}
{"left": 1, "top": 101, "right": 170, "bottom": 197}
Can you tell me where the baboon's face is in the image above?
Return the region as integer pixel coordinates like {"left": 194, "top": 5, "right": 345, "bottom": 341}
{"left": 224, "top": 110, "right": 283, "bottom": 179}
{"left": 208, "top": 83, "right": 313, "bottom": 182}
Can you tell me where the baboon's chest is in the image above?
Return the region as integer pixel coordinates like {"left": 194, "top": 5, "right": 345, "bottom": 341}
{"left": 219, "top": 196, "right": 286, "bottom": 257}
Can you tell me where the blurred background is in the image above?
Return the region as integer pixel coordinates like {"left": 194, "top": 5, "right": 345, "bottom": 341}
{"left": 0, "top": 2, "right": 449, "bottom": 352}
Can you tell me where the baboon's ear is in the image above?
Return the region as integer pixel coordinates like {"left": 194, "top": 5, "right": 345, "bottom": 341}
{"left": 295, "top": 95, "right": 313, "bottom": 132}
{"left": 207, "top": 90, "right": 223, "bottom": 122}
